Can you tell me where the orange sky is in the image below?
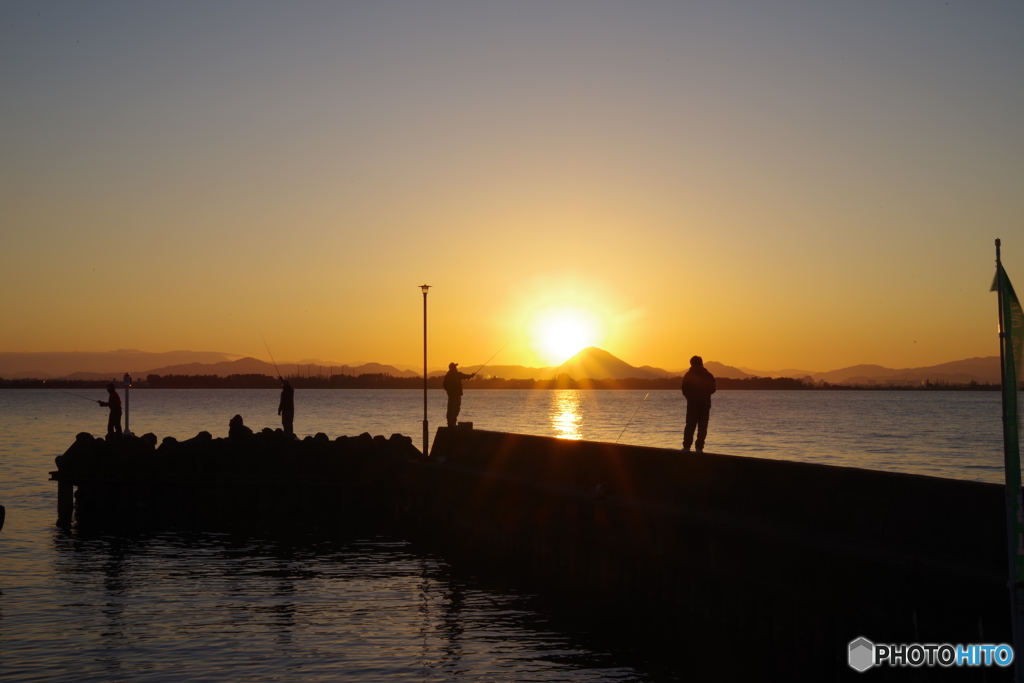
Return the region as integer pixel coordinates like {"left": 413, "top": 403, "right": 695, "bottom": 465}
{"left": 1, "top": 3, "right": 1021, "bottom": 372}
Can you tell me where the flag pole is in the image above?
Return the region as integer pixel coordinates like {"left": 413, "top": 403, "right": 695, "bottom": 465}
{"left": 996, "top": 239, "right": 1024, "bottom": 682}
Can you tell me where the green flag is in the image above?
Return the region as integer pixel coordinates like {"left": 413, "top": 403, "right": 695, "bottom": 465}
{"left": 993, "top": 266, "right": 1024, "bottom": 386}
{"left": 993, "top": 263, "right": 1024, "bottom": 582}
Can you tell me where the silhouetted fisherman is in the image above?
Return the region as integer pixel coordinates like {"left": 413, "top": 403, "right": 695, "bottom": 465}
{"left": 681, "top": 355, "right": 716, "bottom": 453}
{"left": 443, "top": 362, "right": 476, "bottom": 428}
{"left": 98, "top": 383, "right": 122, "bottom": 437}
{"left": 278, "top": 379, "right": 294, "bottom": 436}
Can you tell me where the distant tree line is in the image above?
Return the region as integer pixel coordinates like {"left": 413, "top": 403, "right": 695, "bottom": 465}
{"left": 0, "top": 378, "right": 116, "bottom": 389}
{"left": 143, "top": 373, "right": 820, "bottom": 390}
{"left": 146, "top": 373, "right": 283, "bottom": 388}
{"left": 814, "top": 379, "right": 1002, "bottom": 391}
{"left": 139, "top": 374, "right": 1008, "bottom": 391}
{"left": 1, "top": 373, "right": 1008, "bottom": 390}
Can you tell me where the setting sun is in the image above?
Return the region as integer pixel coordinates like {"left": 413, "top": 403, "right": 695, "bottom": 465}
{"left": 527, "top": 306, "right": 605, "bottom": 366}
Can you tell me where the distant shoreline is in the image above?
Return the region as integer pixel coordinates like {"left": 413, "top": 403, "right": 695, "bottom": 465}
{"left": 1, "top": 373, "right": 1008, "bottom": 391}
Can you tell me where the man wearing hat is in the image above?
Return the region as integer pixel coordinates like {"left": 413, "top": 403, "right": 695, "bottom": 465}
{"left": 681, "top": 355, "right": 716, "bottom": 453}
{"left": 443, "top": 362, "right": 476, "bottom": 428}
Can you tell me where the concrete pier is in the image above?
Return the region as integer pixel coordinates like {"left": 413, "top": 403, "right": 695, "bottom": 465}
{"left": 411, "top": 428, "right": 1014, "bottom": 679}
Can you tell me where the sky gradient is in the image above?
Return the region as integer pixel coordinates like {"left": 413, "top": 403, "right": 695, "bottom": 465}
{"left": 2, "top": 1, "right": 1021, "bottom": 372}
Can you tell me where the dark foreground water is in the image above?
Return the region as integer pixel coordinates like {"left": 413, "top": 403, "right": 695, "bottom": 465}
{"left": 4, "top": 530, "right": 662, "bottom": 682}
{"left": 0, "top": 388, "right": 1018, "bottom": 680}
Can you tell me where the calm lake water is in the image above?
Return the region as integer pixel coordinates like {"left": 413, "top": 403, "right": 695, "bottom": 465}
{"left": 0, "top": 388, "right": 1018, "bottom": 681}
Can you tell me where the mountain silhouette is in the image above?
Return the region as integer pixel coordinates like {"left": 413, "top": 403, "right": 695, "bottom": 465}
{"left": 811, "top": 357, "right": 1000, "bottom": 385}
{"left": 0, "top": 349, "right": 236, "bottom": 379}
{"left": 141, "top": 357, "right": 279, "bottom": 377}
{"left": 338, "top": 362, "right": 420, "bottom": 378}
{"left": 556, "top": 347, "right": 664, "bottom": 380}
{"left": 701, "top": 362, "right": 756, "bottom": 380}
{"left": 736, "top": 365, "right": 818, "bottom": 379}
{"left": 60, "top": 357, "right": 421, "bottom": 380}
{"left": 0, "top": 348, "right": 1004, "bottom": 384}
{"left": 143, "top": 357, "right": 420, "bottom": 379}
{"left": 465, "top": 348, "right": 748, "bottom": 381}
{"left": 445, "top": 363, "right": 545, "bottom": 380}
{"left": 733, "top": 357, "right": 1001, "bottom": 385}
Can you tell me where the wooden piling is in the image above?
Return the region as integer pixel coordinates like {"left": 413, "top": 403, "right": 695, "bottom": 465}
{"left": 57, "top": 478, "right": 73, "bottom": 523}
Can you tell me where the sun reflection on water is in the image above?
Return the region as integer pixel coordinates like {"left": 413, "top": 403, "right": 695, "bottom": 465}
{"left": 551, "top": 391, "right": 582, "bottom": 440}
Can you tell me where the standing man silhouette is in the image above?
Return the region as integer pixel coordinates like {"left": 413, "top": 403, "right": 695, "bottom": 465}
{"left": 443, "top": 362, "right": 475, "bottom": 428}
{"left": 98, "top": 382, "right": 122, "bottom": 437}
{"left": 278, "top": 378, "right": 295, "bottom": 437}
{"left": 681, "top": 355, "right": 716, "bottom": 453}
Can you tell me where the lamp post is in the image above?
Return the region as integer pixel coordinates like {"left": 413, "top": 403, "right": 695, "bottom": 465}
{"left": 123, "top": 372, "right": 132, "bottom": 435}
{"left": 420, "top": 284, "right": 431, "bottom": 455}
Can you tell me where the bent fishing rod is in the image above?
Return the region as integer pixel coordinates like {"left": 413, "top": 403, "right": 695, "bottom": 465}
{"left": 457, "top": 342, "right": 510, "bottom": 424}
{"left": 615, "top": 393, "right": 650, "bottom": 443}
{"left": 60, "top": 390, "right": 101, "bottom": 403}
{"left": 260, "top": 332, "right": 283, "bottom": 380}
{"left": 469, "top": 342, "right": 509, "bottom": 377}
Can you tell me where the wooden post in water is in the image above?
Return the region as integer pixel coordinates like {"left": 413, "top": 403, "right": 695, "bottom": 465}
{"left": 123, "top": 372, "right": 131, "bottom": 434}
{"left": 420, "top": 284, "right": 431, "bottom": 456}
{"left": 57, "top": 478, "right": 73, "bottom": 523}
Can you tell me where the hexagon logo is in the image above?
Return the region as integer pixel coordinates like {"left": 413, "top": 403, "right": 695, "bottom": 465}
{"left": 849, "top": 637, "right": 875, "bottom": 672}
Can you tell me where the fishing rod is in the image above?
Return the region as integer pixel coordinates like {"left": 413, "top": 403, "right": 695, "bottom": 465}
{"left": 60, "top": 390, "right": 100, "bottom": 403}
{"left": 470, "top": 342, "right": 509, "bottom": 377}
{"left": 458, "top": 342, "right": 510, "bottom": 424}
{"left": 260, "top": 332, "right": 283, "bottom": 380}
{"left": 615, "top": 393, "right": 650, "bottom": 444}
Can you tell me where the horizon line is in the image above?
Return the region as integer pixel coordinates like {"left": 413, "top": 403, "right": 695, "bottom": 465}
{"left": 0, "top": 346, "right": 1002, "bottom": 379}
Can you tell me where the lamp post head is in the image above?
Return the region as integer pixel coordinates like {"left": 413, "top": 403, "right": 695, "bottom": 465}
{"left": 420, "top": 284, "right": 431, "bottom": 294}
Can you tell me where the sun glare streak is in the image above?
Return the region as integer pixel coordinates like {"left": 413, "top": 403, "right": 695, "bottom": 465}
{"left": 527, "top": 306, "right": 605, "bottom": 366}
{"left": 551, "top": 391, "right": 582, "bottom": 440}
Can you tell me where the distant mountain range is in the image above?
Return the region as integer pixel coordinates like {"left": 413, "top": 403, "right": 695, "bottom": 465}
{"left": 0, "top": 348, "right": 1003, "bottom": 385}
{"left": 727, "top": 356, "right": 1000, "bottom": 385}
{"left": 453, "top": 347, "right": 730, "bottom": 381}
{"left": 133, "top": 357, "right": 425, "bottom": 380}
{"left": 423, "top": 347, "right": 1001, "bottom": 385}
{"left": 0, "top": 350, "right": 238, "bottom": 380}
{"left": 0, "top": 350, "right": 422, "bottom": 381}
